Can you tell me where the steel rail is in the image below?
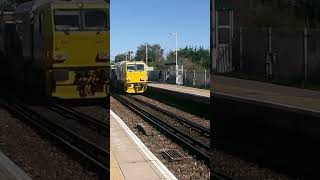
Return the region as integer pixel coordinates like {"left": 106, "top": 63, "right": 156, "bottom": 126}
{"left": 1, "top": 100, "right": 109, "bottom": 175}
{"left": 115, "top": 94, "right": 233, "bottom": 180}
{"left": 123, "top": 95, "right": 209, "bottom": 150}
{"left": 129, "top": 95, "right": 210, "bottom": 135}
{"left": 49, "top": 102, "right": 109, "bottom": 133}
{"left": 113, "top": 94, "right": 210, "bottom": 164}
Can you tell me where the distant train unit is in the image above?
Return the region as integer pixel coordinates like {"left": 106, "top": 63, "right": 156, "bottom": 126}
{"left": 111, "top": 61, "right": 148, "bottom": 94}
{"left": 0, "top": 0, "right": 110, "bottom": 100}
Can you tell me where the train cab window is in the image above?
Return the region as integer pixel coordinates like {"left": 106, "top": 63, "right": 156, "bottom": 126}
{"left": 54, "top": 10, "right": 81, "bottom": 31}
{"left": 136, "top": 64, "right": 144, "bottom": 71}
{"left": 83, "top": 10, "right": 107, "bottom": 31}
{"left": 127, "top": 65, "right": 135, "bottom": 72}
{"left": 127, "top": 64, "right": 145, "bottom": 72}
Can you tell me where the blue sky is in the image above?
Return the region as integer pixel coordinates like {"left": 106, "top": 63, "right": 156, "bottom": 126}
{"left": 111, "top": 0, "right": 210, "bottom": 60}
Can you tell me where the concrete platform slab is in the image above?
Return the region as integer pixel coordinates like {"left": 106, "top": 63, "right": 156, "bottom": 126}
{"left": 212, "top": 75, "right": 320, "bottom": 111}
{"left": 0, "top": 150, "right": 32, "bottom": 180}
{"left": 148, "top": 83, "right": 209, "bottom": 98}
{"left": 110, "top": 110, "right": 177, "bottom": 180}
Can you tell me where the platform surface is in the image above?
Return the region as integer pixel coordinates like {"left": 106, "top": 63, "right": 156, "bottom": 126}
{"left": 212, "top": 75, "right": 320, "bottom": 111}
{"left": 148, "top": 82, "right": 210, "bottom": 98}
{"left": 0, "top": 150, "right": 32, "bottom": 180}
{"left": 110, "top": 110, "right": 177, "bottom": 180}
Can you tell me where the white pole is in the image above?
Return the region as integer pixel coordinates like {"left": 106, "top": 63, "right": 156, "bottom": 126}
{"left": 175, "top": 32, "right": 178, "bottom": 85}
{"left": 145, "top": 44, "right": 148, "bottom": 65}
{"left": 184, "top": 69, "right": 187, "bottom": 85}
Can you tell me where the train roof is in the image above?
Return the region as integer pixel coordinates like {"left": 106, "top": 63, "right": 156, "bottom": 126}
{"left": 15, "top": 0, "right": 108, "bottom": 14}
{"left": 126, "top": 61, "right": 145, "bottom": 64}
{"left": 114, "top": 61, "right": 146, "bottom": 67}
{"left": 15, "top": 1, "right": 33, "bottom": 14}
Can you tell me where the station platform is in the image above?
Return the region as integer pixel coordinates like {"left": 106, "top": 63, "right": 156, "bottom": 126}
{"left": 212, "top": 75, "right": 320, "bottom": 111}
{"left": 0, "top": 149, "right": 32, "bottom": 180}
{"left": 147, "top": 82, "right": 209, "bottom": 104}
{"left": 110, "top": 110, "right": 177, "bottom": 180}
{"left": 212, "top": 76, "right": 320, "bottom": 178}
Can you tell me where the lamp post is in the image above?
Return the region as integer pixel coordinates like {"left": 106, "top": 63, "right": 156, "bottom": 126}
{"left": 170, "top": 32, "right": 178, "bottom": 84}
{"left": 145, "top": 43, "right": 148, "bottom": 65}
{"left": 128, "top": 51, "right": 133, "bottom": 61}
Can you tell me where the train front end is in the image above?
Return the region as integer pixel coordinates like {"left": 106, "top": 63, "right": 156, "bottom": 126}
{"left": 124, "top": 62, "right": 148, "bottom": 94}
{"left": 50, "top": 1, "right": 109, "bottom": 99}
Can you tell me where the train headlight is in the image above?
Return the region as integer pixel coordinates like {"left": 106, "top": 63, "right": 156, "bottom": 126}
{"left": 126, "top": 78, "right": 131, "bottom": 82}
{"left": 53, "top": 52, "right": 67, "bottom": 63}
{"left": 96, "top": 51, "right": 109, "bottom": 62}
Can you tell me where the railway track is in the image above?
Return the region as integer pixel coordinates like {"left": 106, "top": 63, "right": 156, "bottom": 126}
{"left": 130, "top": 95, "right": 210, "bottom": 135}
{"left": 113, "top": 94, "right": 209, "bottom": 160}
{"left": 49, "top": 100, "right": 109, "bottom": 135}
{"left": 114, "top": 95, "right": 210, "bottom": 160}
{"left": 0, "top": 98, "right": 109, "bottom": 178}
{"left": 113, "top": 94, "right": 232, "bottom": 180}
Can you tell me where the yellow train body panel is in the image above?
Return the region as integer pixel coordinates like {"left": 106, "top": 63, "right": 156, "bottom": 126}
{"left": 53, "top": 31, "right": 109, "bottom": 67}
{"left": 125, "top": 71, "right": 148, "bottom": 93}
{"left": 11, "top": 0, "right": 110, "bottom": 100}
{"left": 113, "top": 61, "right": 148, "bottom": 94}
{"left": 52, "top": 31, "right": 109, "bottom": 99}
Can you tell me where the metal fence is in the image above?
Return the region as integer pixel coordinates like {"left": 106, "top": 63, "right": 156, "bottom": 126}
{"left": 215, "top": 27, "right": 320, "bottom": 84}
{"left": 148, "top": 70, "right": 210, "bottom": 88}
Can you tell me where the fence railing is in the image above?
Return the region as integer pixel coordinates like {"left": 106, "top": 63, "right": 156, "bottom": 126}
{"left": 148, "top": 70, "right": 210, "bottom": 88}
{"left": 215, "top": 27, "right": 320, "bottom": 84}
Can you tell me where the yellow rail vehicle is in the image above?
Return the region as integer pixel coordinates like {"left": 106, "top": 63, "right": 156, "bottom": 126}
{"left": 114, "top": 61, "right": 148, "bottom": 93}
{"left": 11, "top": 0, "right": 110, "bottom": 99}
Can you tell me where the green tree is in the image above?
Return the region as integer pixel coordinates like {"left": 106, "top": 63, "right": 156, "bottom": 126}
{"left": 0, "top": 0, "right": 15, "bottom": 10}
{"left": 134, "top": 44, "right": 164, "bottom": 64}
{"left": 114, "top": 53, "right": 127, "bottom": 63}
{"left": 0, "top": 0, "right": 39, "bottom": 10}
{"left": 166, "top": 46, "right": 210, "bottom": 70}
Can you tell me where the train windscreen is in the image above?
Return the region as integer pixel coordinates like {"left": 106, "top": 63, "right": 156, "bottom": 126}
{"left": 54, "top": 10, "right": 81, "bottom": 31}
{"left": 127, "top": 64, "right": 145, "bottom": 72}
{"left": 83, "top": 10, "right": 107, "bottom": 31}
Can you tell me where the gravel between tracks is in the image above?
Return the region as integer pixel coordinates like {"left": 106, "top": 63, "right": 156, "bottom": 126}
{"left": 72, "top": 106, "right": 109, "bottom": 123}
{"left": 124, "top": 95, "right": 209, "bottom": 146}
{"left": 28, "top": 105, "right": 108, "bottom": 150}
{"left": 113, "top": 95, "right": 294, "bottom": 179}
{"left": 212, "top": 150, "right": 294, "bottom": 180}
{"left": 135, "top": 95, "right": 210, "bottom": 128}
{"left": 0, "top": 107, "right": 99, "bottom": 180}
{"left": 111, "top": 96, "right": 210, "bottom": 180}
